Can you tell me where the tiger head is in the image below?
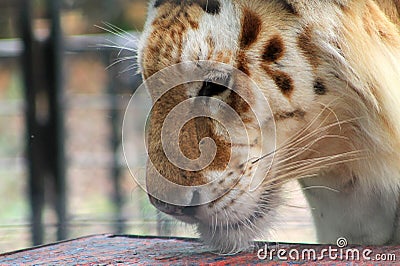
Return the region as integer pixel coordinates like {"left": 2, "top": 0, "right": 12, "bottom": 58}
{"left": 136, "top": 0, "right": 400, "bottom": 252}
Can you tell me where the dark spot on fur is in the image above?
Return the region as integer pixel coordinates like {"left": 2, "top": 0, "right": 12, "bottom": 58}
{"left": 238, "top": 64, "right": 249, "bottom": 75}
{"left": 396, "top": 2, "right": 400, "bottom": 17}
{"left": 227, "top": 89, "right": 254, "bottom": 124}
{"left": 154, "top": 0, "right": 220, "bottom": 15}
{"left": 263, "top": 35, "right": 285, "bottom": 62}
{"left": 298, "top": 27, "right": 320, "bottom": 68}
{"left": 276, "top": 0, "right": 297, "bottom": 14}
{"left": 240, "top": 8, "right": 262, "bottom": 49}
{"left": 342, "top": 173, "right": 358, "bottom": 192}
{"left": 314, "top": 79, "right": 327, "bottom": 95}
{"left": 270, "top": 69, "right": 293, "bottom": 96}
{"left": 337, "top": 2, "right": 349, "bottom": 11}
{"left": 181, "top": 9, "right": 199, "bottom": 29}
{"left": 154, "top": 0, "right": 179, "bottom": 7}
{"left": 237, "top": 51, "right": 250, "bottom": 75}
{"left": 275, "top": 110, "right": 306, "bottom": 120}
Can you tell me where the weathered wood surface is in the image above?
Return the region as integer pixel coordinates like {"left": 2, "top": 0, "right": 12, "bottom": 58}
{"left": 0, "top": 234, "right": 398, "bottom": 265}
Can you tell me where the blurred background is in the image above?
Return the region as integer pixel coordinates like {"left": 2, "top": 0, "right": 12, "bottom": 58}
{"left": 0, "top": 0, "right": 315, "bottom": 254}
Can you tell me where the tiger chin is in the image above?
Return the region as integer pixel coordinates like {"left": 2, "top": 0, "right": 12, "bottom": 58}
{"left": 136, "top": 0, "right": 400, "bottom": 253}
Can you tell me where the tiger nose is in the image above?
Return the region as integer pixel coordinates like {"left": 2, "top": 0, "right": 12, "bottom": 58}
{"left": 149, "top": 195, "right": 196, "bottom": 216}
{"left": 148, "top": 194, "right": 198, "bottom": 216}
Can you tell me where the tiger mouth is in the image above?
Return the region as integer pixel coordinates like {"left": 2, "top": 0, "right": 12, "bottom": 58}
{"left": 168, "top": 186, "right": 278, "bottom": 231}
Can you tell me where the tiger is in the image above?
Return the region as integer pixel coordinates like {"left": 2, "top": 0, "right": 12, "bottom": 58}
{"left": 136, "top": 0, "right": 400, "bottom": 253}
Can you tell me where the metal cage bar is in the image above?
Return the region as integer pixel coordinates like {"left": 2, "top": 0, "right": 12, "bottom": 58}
{"left": 20, "top": 0, "right": 66, "bottom": 245}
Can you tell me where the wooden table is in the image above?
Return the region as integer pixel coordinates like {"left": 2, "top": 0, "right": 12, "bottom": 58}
{"left": 0, "top": 234, "right": 398, "bottom": 265}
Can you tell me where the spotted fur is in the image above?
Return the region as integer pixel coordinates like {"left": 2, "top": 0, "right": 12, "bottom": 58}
{"left": 138, "top": 0, "right": 400, "bottom": 252}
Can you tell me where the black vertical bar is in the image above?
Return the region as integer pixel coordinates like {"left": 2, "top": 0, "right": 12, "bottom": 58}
{"left": 47, "top": 0, "right": 67, "bottom": 241}
{"left": 104, "top": 51, "right": 125, "bottom": 234}
{"left": 20, "top": 0, "right": 45, "bottom": 246}
{"left": 20, "top": 0, "right": 67, "bottom": 245}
